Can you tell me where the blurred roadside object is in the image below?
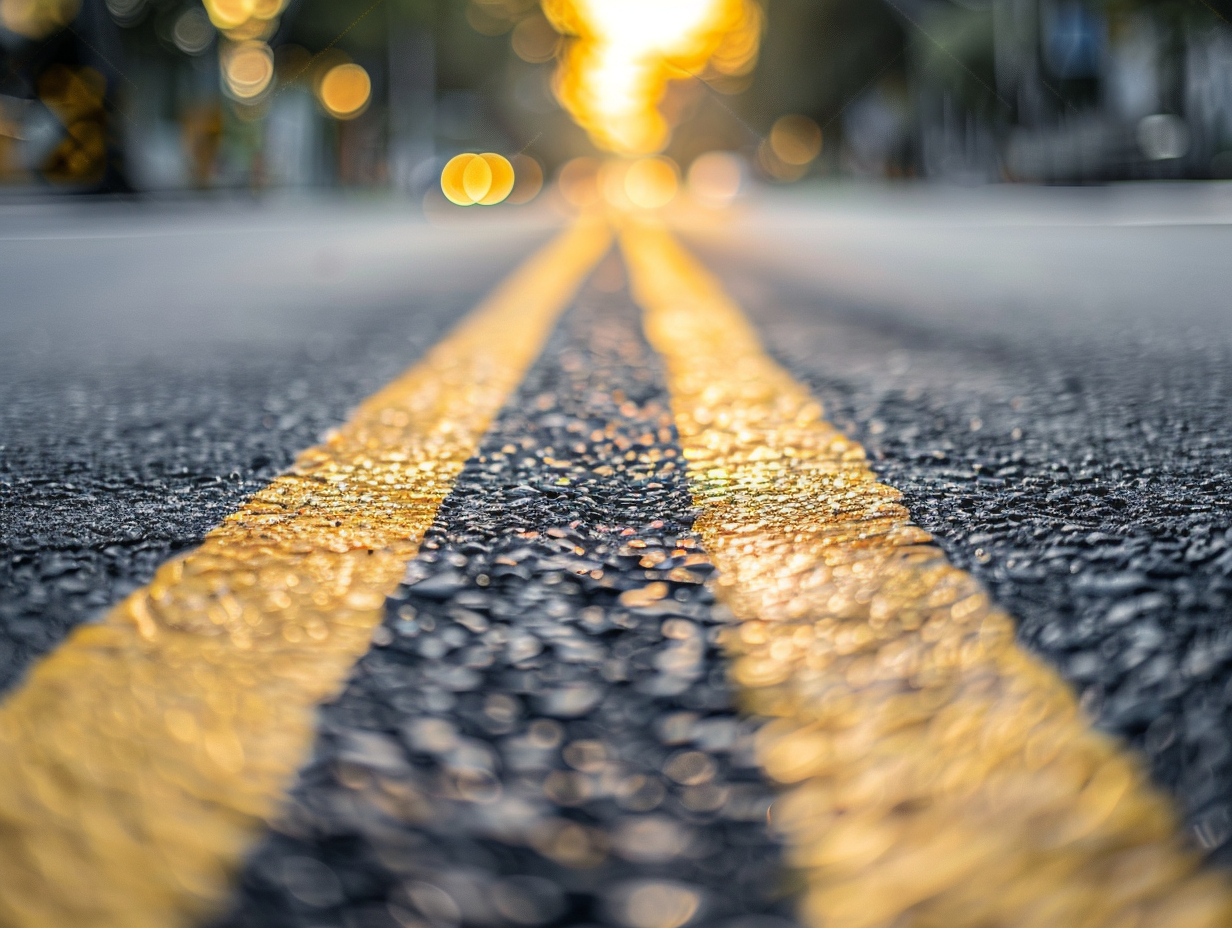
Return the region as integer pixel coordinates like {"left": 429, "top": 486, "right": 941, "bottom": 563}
{"left": 181, "top": 102, "right": 222, "bottom": 186}
{"left": 2, "top": 0, "right": 1231, "bottom": 194}
{"left": 38, "top": 64, "right": 107, "bottom": 182}
{"left": 0, "top": 64, "right": 109, "bottom": 186}
{"left": 897, "top": 0, "right": 1232, "bottom": 182}
{"left": 731, "top": 0, "right": 1232, "bottom": 184}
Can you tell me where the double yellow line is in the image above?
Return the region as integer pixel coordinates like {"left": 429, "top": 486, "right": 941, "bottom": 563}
{"left": 622, "top": 223, "right": 1231, "bottom": 928}
{"left": 0, "top": 215, "right": 1226, "bottom": 928}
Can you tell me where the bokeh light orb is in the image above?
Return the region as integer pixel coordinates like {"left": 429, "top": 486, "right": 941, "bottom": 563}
{"left": 440, "top": 153, "right": 516, "bottom": 206}
{"left": 173, "top": 7, "right": 215, "bottom": 55}
{"left": 478, "top": 153, "right": 516, "bottom": 205}
{"left": 442, "top": 153, "right": 480, "bottom": 205}
{"left": 511, "top": 13, "right": 559, "bottom": 63}
{"left": 222, "top": 41, "right": 274, "bottom": 101}
{"left": 204, "top": 0, "right": 252, "bottom": 30}
{"left": 462, "top": 154, "right": 493, "bottom": 202}
{"left": 598, "top": 159, "right": 632, "bottom": 209}
{"left": 0, "top": 0, "right": 80, "bottom": 38}
{"left": 557, "top": 157, "right": 601, "bottom": 209}
{"left": 623, "top": 156, "right": 679, "bottom": 210}
{"left": 318, "top": 63, "right": 371, "bottom": 120}
{"left": 687, "top": 151, "right": 743, "bottom": 207}
{"left": 769, "top": 114, "right": 822, "bottom": 166}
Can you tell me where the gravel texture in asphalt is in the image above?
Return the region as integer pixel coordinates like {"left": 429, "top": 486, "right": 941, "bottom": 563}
{"left": 702, "top": 247, "right": 1232, "bottom": 863}
{"left": 0, "top": 230, "right": 538, "bottom": 697}
{"left": 213, "top": 268, "right": 795, "bottom": 928}
{"left": 6, "top": 197, "right": 1232, "bottom": 920}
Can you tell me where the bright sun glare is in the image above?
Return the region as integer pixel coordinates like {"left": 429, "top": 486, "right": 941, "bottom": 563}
{"left": 543, "top": 0, "right": 761, "bottom": 155}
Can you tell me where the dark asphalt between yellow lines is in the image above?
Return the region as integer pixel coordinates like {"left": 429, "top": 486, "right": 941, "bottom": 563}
{"left": 0, "top": 214, "right": 1228, "bottom": 928}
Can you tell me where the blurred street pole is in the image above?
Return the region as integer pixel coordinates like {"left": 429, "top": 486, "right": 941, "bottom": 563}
{"left": 388, "top": 5, "right": 434, "bottom": 196}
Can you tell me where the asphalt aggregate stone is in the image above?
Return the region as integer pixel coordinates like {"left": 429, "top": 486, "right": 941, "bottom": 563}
{"left": 0, "top": 259, "right": 525, "bottom": 697}
{"left": 212, "top": 267, "right": 797, "bottom": 928}
{"left": 702, "top": 250, "right": 1232, "bottom": 863}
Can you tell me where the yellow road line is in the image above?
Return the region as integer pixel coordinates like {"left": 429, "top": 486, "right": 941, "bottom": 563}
{"left": 620, "top": 219, "right": 1232, "bottom": 928}
{"left": 0, "top": 218, "right": 610, "bottom": 928}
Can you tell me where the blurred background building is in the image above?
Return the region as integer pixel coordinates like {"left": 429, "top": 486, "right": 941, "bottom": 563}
{"left": 0, "top": 0, "right": 1229, "bottom": 195}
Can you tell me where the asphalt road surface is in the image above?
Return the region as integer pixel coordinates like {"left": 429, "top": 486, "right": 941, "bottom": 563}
{"left": 3, "top": 185, "right": 1232, "bottom": 927}
{"left": 0, "top": 201, "right": 555, "bottom": 694}
{"left": 685, "top": 184, "right": 1232, "bottom": 861}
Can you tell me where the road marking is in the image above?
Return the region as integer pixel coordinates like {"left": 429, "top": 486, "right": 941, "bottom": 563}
{"left": 0, "top": 218, "right": 610, "bottom": 928}
{"left": 620, "top": 220, "right": 1232, "bottom": 928}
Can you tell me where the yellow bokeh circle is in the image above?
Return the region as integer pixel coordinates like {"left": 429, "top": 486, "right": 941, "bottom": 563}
{"left": 462, "top": 155, "right": 492, "bottom": 202}
{"left": 204, "top": 0, "right": 252, "bottom": 30}
{"left": 624, "top": 156, "right": 679, "bottom": 210}
{"left": 770, "top": 114, "right": 822, "bottom": 166}
{"left": 222, "top": 41, "right": 275, "bottom": 101}
{"left": 557, "top": 157, "right": 601, "bottom": 208}
{"left": 440, "top": 153, "right": 516, "bottom": 206}
{"left": 478, "top": 153, "right": 516, "bottom": 205}
{"left": 318, "top": 63, "right": 371, "bottom": 119}
{"left": 250, "top": 0, "right": 284, "bottom": 18}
